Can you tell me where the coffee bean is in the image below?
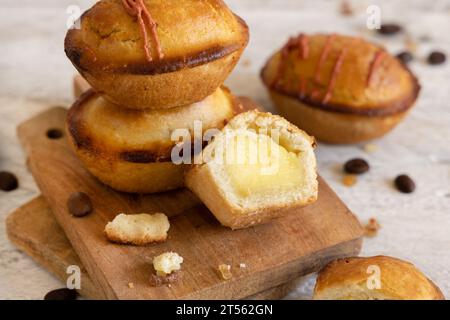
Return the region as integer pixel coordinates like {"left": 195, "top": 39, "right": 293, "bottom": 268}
{"left": 428, "top": 51, "right": 446, "bottom": 65}
{"left": 394, "top": 174, "right": 416, "bottom": 193}
{"left": 344, "top": 158, "right": 370, "bottom": 174}
{"left": 67, "top": 192, "right": 93, "bottom": 217}
{"left": 46, "top": 128, "right": 63, "bottom": 139}
{"left": 0, "top": 171, "right": 19, "bottom": 191}
{"left": 396, "top": 51, "right": 413, "bottom": 64}
{"left": 44, "top": 288, "right": 77, "bottom": 300}
{"left": 378, "top": 23, "right": 402, "bottom": 36}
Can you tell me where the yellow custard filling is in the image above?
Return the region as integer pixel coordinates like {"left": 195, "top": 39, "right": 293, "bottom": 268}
{"left": 223, "top": 132, "right": 304, "bottom": 198}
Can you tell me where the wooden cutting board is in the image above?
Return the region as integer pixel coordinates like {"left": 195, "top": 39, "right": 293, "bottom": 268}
{"left": 5, "top": 196, "right": 297, "bottom": 300}
{"left": 16, "top": 100, "right": 363, "bottom": 299}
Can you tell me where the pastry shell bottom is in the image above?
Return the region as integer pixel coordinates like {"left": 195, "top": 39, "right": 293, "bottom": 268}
{"left": 80, "top": 49, "right": 244, "bottom": 110}
{"left": 268, "top": 90, "right": 410, "bottom": 144}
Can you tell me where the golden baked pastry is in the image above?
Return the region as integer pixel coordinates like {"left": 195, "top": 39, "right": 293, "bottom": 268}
{"left": 65, "top": 0, "right": 249, "bottom": 109}
{"left": 104, "top": 213, "right": 170, "bottom": 245}
{"left": 313, "top": 256, "right": 444, "bottom": 300}
{"left": 185, "top": 110, "right": 318, "bottom": 229}
{"left": 66, "top": 87, "right": 240, "bottom": 193}
{"left": 261, "top": 33, "right": 420, "bottom": 143}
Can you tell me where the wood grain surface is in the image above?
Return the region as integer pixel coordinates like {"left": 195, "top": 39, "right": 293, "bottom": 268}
{"left": 15, "top": 102, "right": 363, "bottom": 299}
{"left": 5, "top": 196, "right": 298, "bottom": 300}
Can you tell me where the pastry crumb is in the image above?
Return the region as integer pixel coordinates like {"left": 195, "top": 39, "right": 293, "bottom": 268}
{"left": 241, "top": 58, "right": 251, "bottom": 67}
{"left": 363, "top": 143, "right": 378, "bottom": 153}
{"left": 342, "top": 174, "right": 357, "bottom": 187}
{"left": 128, "top": 282, "right": 134, "bottom": 289}
{"left": 153, "top": 252, "right": 183, "bottom": 277}
{"left": 404, "top": 36, "right": 418, "bottom": 54}
{"left": 104, "top": 212, "right": 170, "bottom": 245}
{"left": 339, "top": 0, "right": 354, "bottom": 16}
{"left": 364, "top": 218, "right": 381, "bottom": 237}
{"left": 218, "top": 264, "right": 233, "bottom": 280}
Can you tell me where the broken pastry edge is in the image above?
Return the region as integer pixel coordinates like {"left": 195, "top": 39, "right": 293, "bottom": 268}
{"left": 104, "top": 213, "right": 170, "bottom": 246}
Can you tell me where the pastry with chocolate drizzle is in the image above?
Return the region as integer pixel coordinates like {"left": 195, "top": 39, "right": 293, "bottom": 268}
{"left": 65, "top": 0, "right": 249, "bottom": 110}
{"left": 261, "top": 33, "right": 420, "bottom": 144}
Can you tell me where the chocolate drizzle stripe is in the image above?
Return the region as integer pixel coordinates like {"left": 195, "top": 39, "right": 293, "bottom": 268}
{"left": 322, "top": 39, "right": 357, "bottom": 104}
{"left": 122, "top": 0, "right": 163, "bottom": 62}
{"left": 298, "top": 34, "right": 309, "bottom": 59}
{"left": 367, "top": 50, "right": 386, "bottom": 87}
{"left": 314, "top": 34, "right": 336, "bottom": 83}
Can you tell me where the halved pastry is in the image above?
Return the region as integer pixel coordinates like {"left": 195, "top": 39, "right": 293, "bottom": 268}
{"left": 185, "top": 110, "right": 318, "bottom": 229}
{"left": 313, "top": 256, "right": 444, "bottom": 300}
{"left": 66, "top": 87, "right": 240, "bottom": 193}
{"left": 65, "top": 0, "right": 249, "bottom": 110}
{"left": 261, "top": 33, "right": 420, "bottom": 143}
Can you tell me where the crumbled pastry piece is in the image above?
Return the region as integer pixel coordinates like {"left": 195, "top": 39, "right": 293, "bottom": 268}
{"left": 239, "top": 263, "right": 247, "bottom": 269}
{"left": 128, "top": 282, "right": 134, "bottom": 289}
{"left": 185, "top": 110, "right": 318, "bottom": 230}
{"left": 218, "top": 264, "right": 233, "bottom": 280}
{"left": 363, "top": 143, "right": 378, "bottom": 153}
{"left": 104, "top": 213, "right": 170, "bottom": 245}
{"left": 339, "top": 0, "right": 354, "bottom": 16}
{"left": 364, "top": 218, "right": 381, "bottom": 237}
{"left": 342, "top": 174, "right": 357, "bottom": 187}
{"left": 153, "top": 252, "right": 184, "bottom": 277}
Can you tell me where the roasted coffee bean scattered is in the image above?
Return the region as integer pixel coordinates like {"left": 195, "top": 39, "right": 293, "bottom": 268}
{"left": 46, "top": 128, "right": 63, "bottom": 139}
{"left": 378, "top": 23, "right": 402, "bottom": 36}
{"left": 396, "top": 51, "right": 413, "bottom": 64}
{"left": 428, "top": 51, "right": 446, "bottom": 65}
{"left": 344, "top": 158, "right": 370, "bottom": 174}
{"left": 44, "top": 288, "right": 77, "bottom": 300}
{"left": 394, "top": 174, "right": 416, "bottom": 193}
{"left": 0, "top": 171, "right": 19, "bottom": 191}
{"left": 67, "top": 192, "right": 93, "bottom": 217}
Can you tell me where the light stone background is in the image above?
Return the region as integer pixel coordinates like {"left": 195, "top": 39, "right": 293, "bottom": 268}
{"left": 0, "top": 0, "right": 449, "bottom": 299}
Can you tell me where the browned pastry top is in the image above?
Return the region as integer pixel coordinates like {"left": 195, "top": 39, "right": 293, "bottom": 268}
{"left": 314, "top": 256, "right": 444, "bottom": 300}
{"left": 67, "top": 87, "right": 240, "bottom": 163}
{"left": 65, "top": 0, "right": 249, "bottom": 75}
{"left": 261, "top": 34, "right": 420, "bottom": 116}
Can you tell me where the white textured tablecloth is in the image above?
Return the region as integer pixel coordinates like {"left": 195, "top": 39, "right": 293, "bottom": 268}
{"left": 0, "top": 0, "right": 449, "bottom": 299}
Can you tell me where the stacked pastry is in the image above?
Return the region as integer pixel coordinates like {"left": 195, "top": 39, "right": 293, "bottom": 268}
{"left": 65, "top": 0, "right": 319, "bottom": 229}
{"left": 64, "top": 0, "right": 249, "bottom": 193}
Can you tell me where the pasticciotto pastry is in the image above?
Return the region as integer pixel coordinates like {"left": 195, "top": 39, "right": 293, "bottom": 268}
{"left": 313, "top": 256, "right": 444, "bottom": 300}
{"left": 261, "top": 33, "right": 420, "bottom": 143}
{"left": 65, "top": 0, "right": 249, "bottom": 110}
{"left": 185, "top": 110, "right": 318, "bottom": 229}
{"left": 66, "top": 87, "right": 241, "bottom": 193}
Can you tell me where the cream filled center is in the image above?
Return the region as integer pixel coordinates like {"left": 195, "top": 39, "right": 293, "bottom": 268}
{"left": 218, "top": 131, "right": 304, "bottom": 198}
